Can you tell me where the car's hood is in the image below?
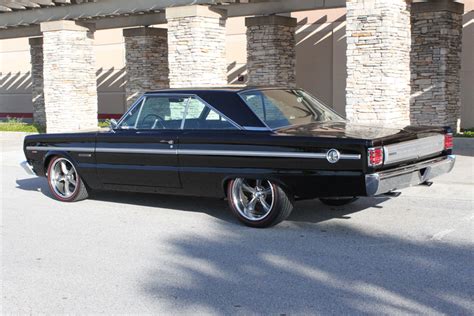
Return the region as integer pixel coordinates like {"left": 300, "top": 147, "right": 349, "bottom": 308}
{"left": 275, "top": 121, "right": 445, "bottom": 145}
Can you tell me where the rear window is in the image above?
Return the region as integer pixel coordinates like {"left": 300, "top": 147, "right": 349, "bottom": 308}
{"left": 239, "top": 89, "right": 343, "bottom": 129}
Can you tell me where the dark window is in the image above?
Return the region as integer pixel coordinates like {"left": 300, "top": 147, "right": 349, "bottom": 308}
{"left": 183, "top": 98, "right": 238, "bottom": 130}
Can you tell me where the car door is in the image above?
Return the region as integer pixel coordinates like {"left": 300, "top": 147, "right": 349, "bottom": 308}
{"left": 177, "top": 97, "right": 247, "bottom": 196}
{"left": 96, "top": 94, "right": 190, "bottom": 188}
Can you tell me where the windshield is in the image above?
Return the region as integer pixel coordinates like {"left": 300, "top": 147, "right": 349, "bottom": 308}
{"left": 239, "top": 89, "right": 344, "bottom": 130}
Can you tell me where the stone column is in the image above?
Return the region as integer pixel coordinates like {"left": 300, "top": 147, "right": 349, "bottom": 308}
{"left": 245, "top": 15, "right": 297, "bottom": 87}
{"left": 123, "top": 27, "right": 169, "bottom": 107}
{"left": 346, "top": 0, "right": 411, "bottom": 127}
{"left": 40, "top": 20, "right": 98, "bottom": 133}
{"left": 411, "top": 0, "right": 464, "bottom": 132}
{"left": 166, "top": 5, "right": 227, "bottom": 87}
{"left": 29, "top": 37, "right": 45, "bottom": 130}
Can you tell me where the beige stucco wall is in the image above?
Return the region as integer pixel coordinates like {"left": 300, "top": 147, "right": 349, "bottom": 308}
{"left": 0, "top": 3, "right": 473, "bottom": 127}
{"left": 0, "top": 29, "right": 127, "bottom": 116}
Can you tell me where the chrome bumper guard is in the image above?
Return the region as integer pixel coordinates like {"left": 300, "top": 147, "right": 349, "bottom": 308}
{"left": 365, "top": 155, "right": 456, "bottom": 196}
{"left": 20, "top": 160, "right": 36, "bottom": 176}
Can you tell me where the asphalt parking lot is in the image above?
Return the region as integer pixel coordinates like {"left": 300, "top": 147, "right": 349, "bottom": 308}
{"left": 1, "top": 132, "right": 473, "bottom": 314}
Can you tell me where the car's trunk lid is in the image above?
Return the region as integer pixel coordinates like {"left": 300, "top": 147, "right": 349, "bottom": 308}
{"left": 276, "top": 121, "right": 448, "bottom": 168}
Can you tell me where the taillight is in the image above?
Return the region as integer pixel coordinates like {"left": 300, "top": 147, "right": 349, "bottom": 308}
{"left": 444, "top": 133, "right": 453, "bottom": 150}
{"left": 368, "top": 147, "right": 384, "bottom": 167}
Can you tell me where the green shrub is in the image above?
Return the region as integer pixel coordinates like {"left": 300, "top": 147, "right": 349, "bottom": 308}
{"left": 0, "top": 122, "right": 40, "bottom": 133}
{"left": 455, "top": 128, "right": 474, "bottom": 138}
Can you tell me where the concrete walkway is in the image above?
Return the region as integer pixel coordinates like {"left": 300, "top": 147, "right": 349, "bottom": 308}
{"left": 1, "top": 132, "right": 473, "bottom": 314}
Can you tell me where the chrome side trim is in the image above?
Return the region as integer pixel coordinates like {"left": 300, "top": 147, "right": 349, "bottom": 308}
{"left": 26, "top": 146, "right": 94, "bottom": 152}
{"left": 26, "top": 145, "right": 361, "bottom": 160}
{"left": 95, "top": 148, "right": 177, "bottom": 155}
{"left": 178, "top": 149, "right": 360, "bottom": 160}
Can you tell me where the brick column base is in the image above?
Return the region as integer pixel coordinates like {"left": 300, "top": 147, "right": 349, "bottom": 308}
{"left": 245, "top": 15, "right": 297, "bottom": 87}
{"left": 123, "top": 27, "right": 169, "bottom": 107}
{"left": 29, "top": 37, "right": 45, "bottom": 131}
{"left": 40, "top": 20, "right": 98, "bottom": 133}
{"left": 166, "top": 5, "right": 227, "bottom": 87}
{"left": 346, "top": 0, "right": 411, "bottom": 127}
{"left": 410, "top": 0, "right": 464, "bottom": 132}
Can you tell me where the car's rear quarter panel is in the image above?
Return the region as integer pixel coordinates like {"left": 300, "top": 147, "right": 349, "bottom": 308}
{"left": 178, "top": 131, "right": 369, "bottom": 198}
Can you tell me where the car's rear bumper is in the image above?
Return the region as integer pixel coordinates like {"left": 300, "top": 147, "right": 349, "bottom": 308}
{"left": 20, "top": 160, "right": 36, "bottom": 176}
{"left": 365, "top": 155, "right": 455, "bottom": 196}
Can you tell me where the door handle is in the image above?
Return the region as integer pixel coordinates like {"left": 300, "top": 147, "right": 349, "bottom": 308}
{"left": 160, "top": 140, "right": 174, "bottom": 145}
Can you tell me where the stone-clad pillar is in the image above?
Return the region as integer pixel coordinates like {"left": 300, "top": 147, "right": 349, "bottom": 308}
{"left": 40, "top": 20, "right": 98, "bottom": 133}
{"left": 245, "top": 15, "right": 297, "bottom": 87}
{"left": 123, "top": 27, "right": 169, "bottom": 106}
{"left": 346, "top": 0, "right": 411, "bottom": 126}
{"left": 411, "top": 0, "right": 464, "bottom": 132}
{"left": 166, "top": 5, "right": 227, "bottom": 87}
{"left": 29, "top": 37, "right": 45, "bottom": 130}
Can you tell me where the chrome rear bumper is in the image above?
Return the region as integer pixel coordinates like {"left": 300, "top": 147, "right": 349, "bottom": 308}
{"left": 365, "top": 155, "right": 455, "bottom": 196}
{"left": 20, "top": 160, "right": 36, "bottom": 175}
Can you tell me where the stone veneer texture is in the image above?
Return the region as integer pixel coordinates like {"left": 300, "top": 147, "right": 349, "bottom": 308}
{"left": 410, "top": 2, "right": 463, "bottom": 131}
{"left": 124, "top": 28, "right": 169, "bottom": 107}
{"left": 246, "top": 16, "right": 297, "bottom": 87}
{"left": 346, "top": 0, "right": 411, "bottom": 127}
{"left": 29, "top": 37, "right": 45, "bottom": 130}
{"left": 42, "top": 27, "right": 98, "bottom": 133}
{"left": 167, "top": 14, "right": 227, "bottom": 87}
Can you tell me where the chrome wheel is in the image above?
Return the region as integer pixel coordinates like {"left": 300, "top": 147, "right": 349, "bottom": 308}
{"left": 49, "top": 158, "right": 78, "bottom": 199}
{"left": 231, "top": 178, "right": 275, "bottom": 221}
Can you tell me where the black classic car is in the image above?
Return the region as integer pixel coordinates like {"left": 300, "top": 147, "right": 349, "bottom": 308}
{"left": 21, "top": 87, "right": 455, "bottom": 227}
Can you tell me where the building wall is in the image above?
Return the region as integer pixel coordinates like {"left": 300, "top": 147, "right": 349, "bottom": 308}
{"left": 0, "top": 29, "right": 127, "bottom": 118}
{"left": 0, "top": 4, "right": 473, "bottom": 127}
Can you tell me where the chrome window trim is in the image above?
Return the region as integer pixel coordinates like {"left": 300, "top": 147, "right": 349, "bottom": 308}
{"left": 115, "top": 96, "right": 145, "bottom": 129}
{"left": 180, "top": 96, "right": 193, "bottom": 130}
{"left": 116, "top": 93, "right": 243, "bottom": 131}
{"left": 242, "top": 126, "right": 271, "bottom": 131}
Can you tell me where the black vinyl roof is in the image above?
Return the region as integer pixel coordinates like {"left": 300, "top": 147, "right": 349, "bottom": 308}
{"left": 143, "top": 86, "right": 290, "bottom": 128}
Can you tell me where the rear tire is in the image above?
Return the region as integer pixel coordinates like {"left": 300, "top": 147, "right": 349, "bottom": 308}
{"left": 47, "top": 156, "right": 89, "bottom": 202}
{"left": 227, "top": 178, "right": 293, "bottom": 228}
{"left": 320, "top": 197, "right": 358, "bottom": 206}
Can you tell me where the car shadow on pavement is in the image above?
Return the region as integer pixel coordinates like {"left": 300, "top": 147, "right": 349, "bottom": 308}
{"left": 15, "top": 177, "right": 389, "bottom": 225}
{"left": 140, "top": 221, "right": 473, "bottom": 315}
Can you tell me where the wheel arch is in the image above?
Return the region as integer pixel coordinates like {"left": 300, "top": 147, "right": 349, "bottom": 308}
{"left": 43, "top": 151, "right": 78, "bottom": 175}
{"left": 221, "top": 175, "right": 294, "bottom": 199}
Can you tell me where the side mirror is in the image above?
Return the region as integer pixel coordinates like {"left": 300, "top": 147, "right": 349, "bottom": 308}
{"left": 109, "top": 119, "right": 118, "bottom": 129}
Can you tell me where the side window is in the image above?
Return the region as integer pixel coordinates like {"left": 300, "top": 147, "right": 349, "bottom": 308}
{"left": 183, "top": 97, "right": 237, "bottom": 130}
{"left": 118, "top": 96, "right": 188, "bottom": 130}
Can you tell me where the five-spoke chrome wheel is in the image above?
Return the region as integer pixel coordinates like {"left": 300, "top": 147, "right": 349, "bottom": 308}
{"left": 228, "top": 178, "right": 293, "bottom": 227}
{"left": 49, "top": 157, "right": 78, "bottom": 199}
{"left": 231, "top": 178, "right": 275, "bottom": 221}
{"left": 47, "top": 156, "right": 89, "bottom": 202}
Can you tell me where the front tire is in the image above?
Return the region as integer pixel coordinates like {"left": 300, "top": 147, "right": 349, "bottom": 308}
{"left": 227, "top": 178, "right": 293, "bottom": 228}
{"left": 47, "top": 156, "right": 89, "bottom": 202}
